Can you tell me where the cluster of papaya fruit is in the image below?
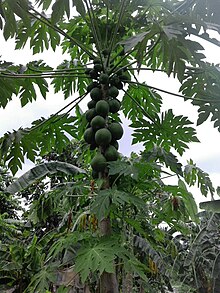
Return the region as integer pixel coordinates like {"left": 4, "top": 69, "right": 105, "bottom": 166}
{"left": 84, "top": 58, "right": 127, "bottom": 178}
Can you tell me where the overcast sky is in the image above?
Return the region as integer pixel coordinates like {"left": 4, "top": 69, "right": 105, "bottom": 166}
{"left": 0, "top": 31, "right": 220, "bottom": 205}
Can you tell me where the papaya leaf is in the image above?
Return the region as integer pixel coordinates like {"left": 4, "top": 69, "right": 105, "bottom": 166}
{"left": 25, "top": 263, "right": 57, "bottom": 293}
{"left": 0, "top": 77, "right": 19, "bottom": 108}
{"left": 111, "top": 189, "right": 145, "bottom": 209}
{"left": 131, "top": 109, "right": 199, "bottom": 155}
{"left": 35, "top": 0, "right": 53, "bottom": 10}
{"left": 72, "top": 0, "right": 86, "bottom": 17}
{"left": 51, "top": 0, "right": 70, "bottom": 24}
{"left": 75, "top": 237, "right": 118, "bottom": 283}
{"left": 108, "top": 160, "right": 138, "bottom": 179}
{"left": 142, "top": 145, "right": 183, "bottom": 176}
{"left": 122, "top": 84, "right": 162, "bottom": 122}
{"left": 7, "top": 162, "right": 86, "bottom": 194}
{"left": 120, "top": 31, "right": 150, "bottom": 52}
{"left": 16, "top": 19, "right": 61, "bottom": 53}
{"left": 184, "top": 159, "right": 215, "bottom": 196}
{"left": 6, "top": 0, "right": 30, "bottom": 29}
{"left": 90, "top": 190, "right": 111, "bottom": 221}
{"left": 0, "top": 113, "right": 80, "bottom": 174}
{"left": 178, "top": 179, "right": 198, "bottom": 223}
{"left": 180, "top": 64, "right": 220, "bottom": 131}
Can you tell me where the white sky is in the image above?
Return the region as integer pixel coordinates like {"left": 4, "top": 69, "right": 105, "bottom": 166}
{"left": 0, "top": 31, "right": 220, "bottom": 206}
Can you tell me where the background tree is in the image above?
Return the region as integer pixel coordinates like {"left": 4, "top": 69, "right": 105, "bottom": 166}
{"left": 0, "top": 0, "right": 220, "bottom": 292}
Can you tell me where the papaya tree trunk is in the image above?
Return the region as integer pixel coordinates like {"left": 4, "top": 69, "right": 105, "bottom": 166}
{"left": 122, "top": 272, "right": 133, "bottom": 293}
{"left": 99, "top": 177, "right": 119, "bottom": 293}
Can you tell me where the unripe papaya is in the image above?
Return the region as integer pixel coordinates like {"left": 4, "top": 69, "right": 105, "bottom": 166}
{"left": 110, "top": 140, "right": 119, "bottom": 150}
{"left": 94, "top": 63, "right": 103, "bottom": 72}
{"left": 95, "top": 128, "right": 112, "bottom": 146}
{"left": 90, "top": 87, "right": 102, "bottom": 101}
{"left": 96, "top": 100, "right": 109, "bottom": 117}
{"left": 87, "top": 81, "right": 98, "bottom": 93}
{"left": 87, "top": 100, "right": 96, "bottom": 109}
{"left": 91, "top": 153, "right": 107, "bottom": 172}
{"left": 104, "top": 145, "right": 119, "bottom": 161}
{"left": 84, "top": 127, "right": 95, "bottom": 144}
{"left": 99, "top": 73, "right": 109, "bottom": 85}
{"left": 93, "top": 58, "right": 101, "bottom": 65}
{"left": 108, "top": 98, "right": 121, "bottom": 114}
{"left": 85, "top": 108, "right": 96, "bottom": 122}
{"left": 108, "top": 122, "right": 123, "bottom": 140}
{"left": 119, "top": 74, "right": 130, "bottom": 82}
{"left": 89, "top": 69, "right": 98, "bottom": 79}
{"left": 109, "top": 86, "right": 119, "bottom": 98}
{"left": 85, "top": 68, "right": 92, "bottom": 75}
{"left": 91, "top": 115, "right": 106, "bottom": 130}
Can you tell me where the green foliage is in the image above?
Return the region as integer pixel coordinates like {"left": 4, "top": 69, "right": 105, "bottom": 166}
{"left": 142, "top": 145, "right": 183, "bottom": 176}
{"left": 75, "top": 237, "right": 117, "bottom": 283}
{"left": 7, "top": 161, "right": 86, "bottom": 194}
{"left": 122, "top": 84, "right": 162, "bottom": 121}
{"left": 131, "top": 109, "right": 199, "bottom": 155}
{"left": 184, "top": 159, "right": 215, "bottom": 196}
{"left": 0, "top": 0, "right": 220, "bottom": 292}
{"left": 0, "top": 113, "right": 84, "bottom": 175}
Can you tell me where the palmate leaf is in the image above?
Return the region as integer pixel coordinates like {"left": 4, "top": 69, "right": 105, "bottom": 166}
{"left": 51, "top": 60, "right": 88, "bottom": 98}
{"left": 120, "top": 31, "right": 152, "bottom": 53}
{"left": 0, "top": 1, "right": 17, "bottom": 39}
{"left": 131, "top": 109, "right": 199, "bottom": 155}
{"left": 0, "top": 59, "right": 52, "bottom": 108}
{"left": 51, "top": 0, "right": 70, "bottom": 24}
{"left": 108, "top": 160, "right": 138, "bottom": 178}
{"left": 91, "top": 188, "right": 145, "bottom": 221}
{"left": 0, "top": 77, "right": 20, "bottom": 108}
{"left": 112, "top": 189, "right": 145, "bottom": 209}
{"left": 4, "top": 0, "right": 30, "bottom": 29}
{"left": 180, "top": 64, "right": 220, "bottom": 131}
{"left": 184, "top": 159, "right": 215, "bottom": 196}
{"left": 190, "top": 0, "right": 220, "bottom": 26}
{"left": 90, "top": 190, "right": 111, "bottom": 221}
{"left": 25, "top": 263, "right": 57, "bottom": 293}
{"left": 51, "top": 0, "right": 86, "bottom": 24}
{"left": 6, "top": 161, "right": 86, "bottom": 194}
{"left": 75, "top": 237, "right": 118, "bottom": 283}
{"left": 16, "top": 18, "right": 61, "bottom": 53}
{"left": 142, "top": 145, "right": 183, "bottom": 175}
{"left": 122, "top": 84, "right": 162, "bottom": 122}
{"left": 0, "top": 114, "right": 80, "bottom": 175}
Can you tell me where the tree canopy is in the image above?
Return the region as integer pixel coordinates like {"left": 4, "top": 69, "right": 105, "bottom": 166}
{"left": 0, "top": 0, "right": 220, "bottom": 292}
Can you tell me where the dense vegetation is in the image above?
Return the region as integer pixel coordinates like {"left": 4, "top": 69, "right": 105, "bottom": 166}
{"left": 1, "top": 0, "right": 220, "bottom": 292}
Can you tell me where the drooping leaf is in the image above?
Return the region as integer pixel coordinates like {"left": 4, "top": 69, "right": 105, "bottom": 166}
{"left": 184, "top": 159, "right": 215, "bottom": 196}
{"left": 178, "top": 179, "right": 198, "bottom": 223}
{"left": 90, "top": 190, "right": 111, "bottom": 221}
{"left": 72, "top": 0, "right": 86, "bottom": 16}
{"left": 25, "top": 263, "right": 57, "bottom": 293}
{"left": 142, "top": 145, "right": 183, "bottom": 175}
{"left": 199, "top": 200, "right": 220, "bottom": 212}
{"left": 0, "top": 114, "right": 82, "bottom": 174}
{"left": 7, "top": 161, "right": 86, "bottom": 194}
{"left": 51, "top": 0, "right": 70, "bottom": 24}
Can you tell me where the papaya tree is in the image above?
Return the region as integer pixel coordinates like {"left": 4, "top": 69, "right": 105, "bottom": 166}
{"left": 0, "top": 0, "right": 220, "bottom": 292}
